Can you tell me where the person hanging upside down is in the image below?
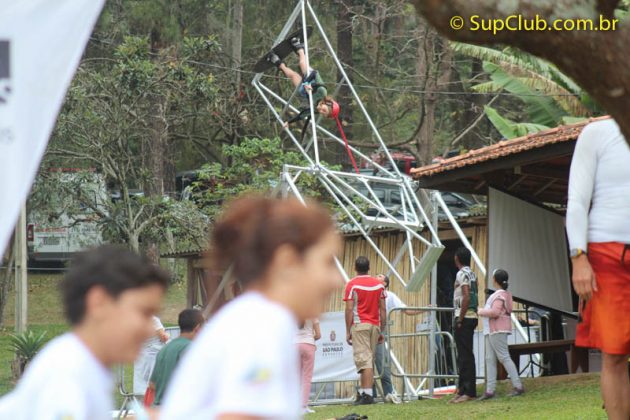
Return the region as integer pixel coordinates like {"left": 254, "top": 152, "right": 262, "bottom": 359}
{"left": 267, "top": 35, "right": 361, "bottom": 174}
{"left": 266, "top": 36, "right": 335, "bottom": 126}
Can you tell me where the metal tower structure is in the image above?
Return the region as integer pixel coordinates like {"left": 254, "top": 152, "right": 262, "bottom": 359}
{"left": 252, "top": 0, "right": 445, "bottom": 292}
{"left": 251, "top": 0, "right": 530, "bottom": 399}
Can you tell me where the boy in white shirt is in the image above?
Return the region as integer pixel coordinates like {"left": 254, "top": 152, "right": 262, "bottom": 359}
{"left": 0, "top": 245, "right": 169, "bottom": 420}
{"left": 134, "top": 315, "right": 169, "bottom": 395}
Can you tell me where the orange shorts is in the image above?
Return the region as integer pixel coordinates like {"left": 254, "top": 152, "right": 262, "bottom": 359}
{"left": 576, "top": 242, "right": 630, "bottom": 355}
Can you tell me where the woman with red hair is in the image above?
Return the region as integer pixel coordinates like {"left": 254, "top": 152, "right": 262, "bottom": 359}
{"left": 160, "top": 196, "right": 342, "bottom": 419}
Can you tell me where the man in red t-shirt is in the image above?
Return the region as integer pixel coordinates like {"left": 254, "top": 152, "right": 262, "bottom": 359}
{"left": 344, "top": 256, "right": 386, "bottom": 405}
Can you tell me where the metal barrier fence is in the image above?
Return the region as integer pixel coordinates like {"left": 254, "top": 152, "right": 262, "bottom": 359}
{"left": 385, "top": 306, "right": 462, "bottom": 400}
{"left": 385, "top": 306, "right": 550, "bottom": 400}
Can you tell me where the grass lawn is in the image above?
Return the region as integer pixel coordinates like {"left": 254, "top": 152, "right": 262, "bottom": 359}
{"left": 306, "top": 373, "right": 605, "bottom": 420}
{"left": 0, "top": 274, "right": 609, "bottom": 418}
{"left": 0, "top": 272, "right": 187, "bottom": 397}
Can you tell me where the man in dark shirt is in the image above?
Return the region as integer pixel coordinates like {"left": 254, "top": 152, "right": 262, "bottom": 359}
{"left": 149, "top": 309, "right": 205, "bottom": 406}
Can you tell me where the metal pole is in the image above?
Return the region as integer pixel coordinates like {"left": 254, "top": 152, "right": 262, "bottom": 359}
{"left": 14, "top": 203, "right": 27, "bottom": 333}
{"left": 434, "top": 191, "right": 539, "bottom": 364}
{"left": 252, "top": 1, "right": 301, "bottom": 84}
{"left": 283, "top": 172, "right": 350, "bottom": 283}
{"left": 434, "top": 191, "right": 485, "bottom": 272}
{"left": 301, "top": 1, "right": 320, "bottom": 165}
{"left": 318, "top": 174, "right": 407, "bottom": 285}
{"left": 256, "top": 82, "right": 396, "bottom": 178}
{"left": 306, "top": 1, "right": 403, "bottom": 178}
{"left": 428, "top": 192, "right": 439, "bottom": 396}
{"left": 252, "top": 82, "right": 316, "bottom": 167}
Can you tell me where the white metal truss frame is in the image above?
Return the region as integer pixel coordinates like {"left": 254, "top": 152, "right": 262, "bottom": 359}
{"left": 252, "top": 0, "right": 535, "bottom": 401}
{"left": 253, "top": 0, "right": 446, "bottom": 401}
{"left": 253, "top": 1, "right": 443, "bottom": 289}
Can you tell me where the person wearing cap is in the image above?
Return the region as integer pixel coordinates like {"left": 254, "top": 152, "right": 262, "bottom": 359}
{"left": 477, "top": 269, "right": 524, "bottom": 400}
{"left": 266, "top": 36, "right": 336, "bottom": 125}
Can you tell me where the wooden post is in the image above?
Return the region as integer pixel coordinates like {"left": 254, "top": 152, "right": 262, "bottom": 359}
{"left": 186, "top": 258, "right": 196, "bottom": 308}
{"left": 14, "top": 203, "right": 27, "bottom": 333}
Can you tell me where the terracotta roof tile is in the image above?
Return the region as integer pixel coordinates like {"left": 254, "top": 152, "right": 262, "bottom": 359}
{"left": 411, "top": 116, "right": 611, "bottom": 179}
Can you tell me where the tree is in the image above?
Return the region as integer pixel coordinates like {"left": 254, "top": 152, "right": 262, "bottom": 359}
{"left": 412, "top": 0, "right": 630, "bottom": 146}
{"left": 452, "top": 43, "right": 597, "bottom": 138}
{"left": 189, "top": 137, "right": 330, "bottom": 219}
{"left": 40, "top": 36, "right": 214, "bottom": 253}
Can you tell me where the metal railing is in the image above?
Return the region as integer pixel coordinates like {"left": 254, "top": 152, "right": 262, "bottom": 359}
{"left": 385, "top": 306, "right": 465, "bottom": 400}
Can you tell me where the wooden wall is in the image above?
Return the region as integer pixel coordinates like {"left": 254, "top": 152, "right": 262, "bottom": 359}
{"left": 326, "top": 224, "right": 490, "bottom": 397}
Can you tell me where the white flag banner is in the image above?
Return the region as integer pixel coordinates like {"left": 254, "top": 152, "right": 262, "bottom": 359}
{"left": 0, "top": 0, "right": 106, "bottom": 253}
{"left": 312, "top": 312, "right": 359, "bottom": 383}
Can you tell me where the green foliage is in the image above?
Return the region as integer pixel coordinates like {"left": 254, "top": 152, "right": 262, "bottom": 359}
{"left": 8, "top": 331, "right": 47, "bottom": 362}
{"left": 189, "top": 137, "right": 333, "bottom": 219}
{"left": 42, "top": 35, "right": 217, "bottom": 252}
{"left": 307, "top": 374, "right": 604, "bottom": 420}
{"left": 453, "top": 42, "right": 597, "bottom": 139}
{"left": 8, "top": 330, "right": 47, "bottom": 378}
{"left": 484, "top": 105, "right": 549, "bottom": 139}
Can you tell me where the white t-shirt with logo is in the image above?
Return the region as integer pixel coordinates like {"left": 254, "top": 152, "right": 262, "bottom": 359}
{"left": 160, "top": 292, "right": 301, "bottom": 420}
{"left": 0, "top": 332, "right": 113, "bottom": 420}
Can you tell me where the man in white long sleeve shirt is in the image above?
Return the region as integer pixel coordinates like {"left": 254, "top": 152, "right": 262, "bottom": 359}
{"left": 566, "top": 118, "right": 630, "bottom": 420}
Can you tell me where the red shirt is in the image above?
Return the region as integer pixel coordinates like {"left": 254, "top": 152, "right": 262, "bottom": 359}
{"left": 343, "top": 275, "right": 386, "bottom": 327}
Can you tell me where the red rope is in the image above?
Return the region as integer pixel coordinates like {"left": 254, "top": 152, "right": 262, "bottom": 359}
{"left": 335, "top": 116, "right": 360, "bottom": 174}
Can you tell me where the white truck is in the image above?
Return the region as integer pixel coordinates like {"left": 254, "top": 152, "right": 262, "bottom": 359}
{"left": 27, "top": 168, "right": 108, "bottom": 265}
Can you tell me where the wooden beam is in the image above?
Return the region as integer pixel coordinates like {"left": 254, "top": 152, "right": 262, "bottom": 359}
{"left": 520, "top": 164, "right": 570, "bottom": 181}
{"left": 438, "top": 226, "right": 476, "bottom": 241}
{"left": 534, "top": 179, "right": 556, "bottom": 196}
{"left": 508, "top": 175, "right": 528, "bottom": 190}
{"left": 474, "top": 180, "right": 486, "bottom": 190}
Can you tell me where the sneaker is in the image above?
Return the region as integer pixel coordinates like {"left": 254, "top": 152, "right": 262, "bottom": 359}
{"left": 290, "top": 36, "right": 304, "bottom": 53}
{"left": 353, "top": 392, "right": 375, "bottom": 405}
{"left": 266, "top": 52, "right": 283, "bottom": 67}
{"left": 477, "top": 392, "right": 495, "bottom": 401}
{"left": 385, "top": 393, "right": 402, "bottom": 404}
{"left": 509, "top": 387, "right": 525, "bottom": 397}
{"left": 303, "top": 407, "right": 315, "bottom": 414}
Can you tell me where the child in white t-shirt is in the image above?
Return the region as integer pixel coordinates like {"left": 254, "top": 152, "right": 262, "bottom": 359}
{"left": 0, "top": 245, "right": 169, "bottom": 420}
{"left": 160, "top": 196, "right": 342, "bottom": 419}
{"left": 134, "top": 315, "right": 169, "bottom": 394}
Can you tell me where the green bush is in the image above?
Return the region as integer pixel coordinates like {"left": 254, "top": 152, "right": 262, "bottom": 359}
{"left": 9, "top": 330, "right": 47, "bottom": 379}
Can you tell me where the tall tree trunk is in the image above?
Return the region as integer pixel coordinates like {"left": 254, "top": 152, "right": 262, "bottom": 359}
{"left": 230, "top": 0, "right": 243, "bottom": 88}
{"left": 147, "top": 98, "right": 167, "bottom": 197}
{"left": 413, "top": 21, "right": 452, "bottom": 165}
{"left": 459, "top": 58, "right": 486, "bottom": 151}
{"left": 336, "top": 0, "right": 354, "bottom": 166}
{"left": 144, "top": 30, "right": 168, "bottom": 198}
{"left": 412, "top": 0, "right": 630, "bottom": 147}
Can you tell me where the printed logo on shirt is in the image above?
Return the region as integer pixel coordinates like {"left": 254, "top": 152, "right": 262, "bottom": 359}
{"left": 244, "top": 366, "right": 272, "bottom": 384}
{"left": 330, "top": 330, "right": 336, "bottom": 341}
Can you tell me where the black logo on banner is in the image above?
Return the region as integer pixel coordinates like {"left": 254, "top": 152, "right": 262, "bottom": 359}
{"left": 0, "top": 40, "right": 14, "bottom": 145}
{"left": 0, "top": 40, "right": 10, "bottom": 105}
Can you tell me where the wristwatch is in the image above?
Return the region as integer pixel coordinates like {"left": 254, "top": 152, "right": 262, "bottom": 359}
{"left": 570, "top": 248, "right": 587, "bottom": 258}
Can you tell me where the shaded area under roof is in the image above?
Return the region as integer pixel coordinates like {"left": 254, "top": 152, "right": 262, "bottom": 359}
{"left": 411, "top": 116, "right": 610, "bottom": 205}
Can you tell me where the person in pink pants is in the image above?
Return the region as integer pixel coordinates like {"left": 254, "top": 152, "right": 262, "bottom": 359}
{"left": 296, "top": 319, "right": 321, "bottom": 414}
